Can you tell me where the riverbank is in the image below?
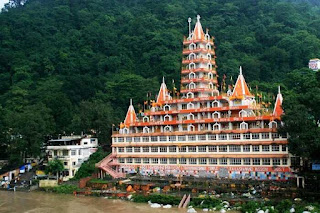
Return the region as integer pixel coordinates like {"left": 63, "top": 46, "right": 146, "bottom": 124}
{"left": 37, "top": 182, "right": 320, "bottom": 213}
{"left": 0, "top": 191, "right": 187, "bottom": 213}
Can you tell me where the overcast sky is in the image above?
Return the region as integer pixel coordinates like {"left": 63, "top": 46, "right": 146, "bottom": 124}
{"left": 0, "top": 0, "right": 8, "bottom": 9}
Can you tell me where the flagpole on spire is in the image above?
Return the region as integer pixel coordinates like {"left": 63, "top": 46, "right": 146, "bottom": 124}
{"left": 239, "top": 66, "right": 243, "bottom": 75}
{"left": 130, "top": 98, "right": 133, "bottom": 106}
{"left": 278, "top": 85, "right": 281, "bottom": 94}
{"left": 197, "top": 14, "right": 201, "bottom": 22}
{"left": 162, "top": 76, "right": 165, "bottom": 84}
{"left": 188, "top": 17, "right": 191, "bottom": 35}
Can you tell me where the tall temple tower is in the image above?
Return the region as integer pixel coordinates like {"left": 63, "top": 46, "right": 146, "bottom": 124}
{"left": 96, "top": 16, "right": 292, "bottom": 181}
{"left": 181, "top": 15, "right": 218, "bottom": 98}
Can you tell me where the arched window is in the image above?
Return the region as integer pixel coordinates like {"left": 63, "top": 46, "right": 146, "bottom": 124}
{"left": 189, "top": 53, "right": 196, "bottom": 60}
{"left": 189, "top": 72, "right": 196, "bottom": 79}
{"left": 187, "top": 92, "right": 194, "bottom": 99}
{"left": 187, "top": 102, "right": 194, "bottom": 109}
{"left": 123, "top": 128, "right": 129, "bottom": 134}
{"left": 208, "top": 73, "right": 213, "bottom": 79}
{"left": 212, "top": 111, "right": 220, "bottom": 119}
{"left": 143, "top": 126, "right": 150, "bottom": 133}
{"left": 163, "top": 104, "right": 171, "bottom": 111}
{"left": 143, "top": 116, "right": 149, "bottom": 122}
{"left": 269, "top": 121, "right": 277, "bottom": 129}
{"left": 189, "top": 43, "right": 196, "bottom": 50}
{"left": 212, "top": 100, "right": 220, "bottom": 107}
{"left": 189, "top": 82, "right": 196, "bottom": 89}
{"left": 212, "top": 123, "right": 221, "bottom": 131}
{"left": 239, "top": 110, "right": 248, "bottom": 118}
{"left": 209, "top": 82, "right": 214, "bottom": 89}
{"left": 205, "top": 34, "right": 210, "bottom": 41}
{"left": 207, "top": 53, "right": 211, "bottom": 60}
{"left": 164, "top": 114, "right": 172, "bottom": 121}
{"left": 207, "top": 63, "right": 212, "bottom": 70}
{"left": 188, "top": 125, "right": 195, "bottom": 131}
{"left": 151, "top": 107, "right": 156, "bottom": 112}
{"left": 206, "top": 43, "right": 211, "bottom": 50}
{"left": 164, "top": 125, "right": 172, "bottom": 132}
{"left": 240, "top": 122, "right": 248, "bottom": 130}
{"left": 189, "top": 62, "right": 196, "bottom": 70}
{"left": 187, "top": 113, "right": 195, "bottom": 120}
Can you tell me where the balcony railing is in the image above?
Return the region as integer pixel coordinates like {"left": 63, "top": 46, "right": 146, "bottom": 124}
{"left": 182, "top": 48, "right": 215, "bottom": 55}
{"left": 112, "top": 131, "right": 287, "bottom": 144}
{"left": 183, "top": 38, "right": 214, "bottom": 45}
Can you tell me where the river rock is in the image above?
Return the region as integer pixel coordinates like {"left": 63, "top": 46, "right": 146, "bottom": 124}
{"left": 222, "top": 201, "right": 230, "bottom": 207}
{"left": 163, "top": 205, "right": 172, "bottom": 209}
{"left": 202, "top": 208, "right": 209, "bottom": 211}
{"left": 290, "top": 208, "right": 295, "bottom": 213}
{"left": 306, "top": 206, "right": 314, "bottom": 211}
{"left": 150, "top": 203, "right": 161, "bottom": 208}
{"left": 220, "top": 209, "right": 226, "bottom": 213}
{"left": 187, "top": 207, "right": 197, "bottom": 213}
{"left": 257, "top": 210, "right": 265, "bottom": 213}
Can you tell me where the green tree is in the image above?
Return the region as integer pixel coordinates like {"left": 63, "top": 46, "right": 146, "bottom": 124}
{"left": 45, "top": 159, "right": 64, "bottom": 179}
{"left": 280, "top": 69, "right": 320, "bottom": 160}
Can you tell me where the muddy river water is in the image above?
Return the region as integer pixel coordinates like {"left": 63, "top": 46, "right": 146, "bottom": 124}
{"left": 0, "top": 191, "right": 240, "bottom": 213}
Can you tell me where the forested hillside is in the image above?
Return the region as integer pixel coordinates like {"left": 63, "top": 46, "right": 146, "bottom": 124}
{"left": 0, "top": 0, "right": 320, "bottom": 164}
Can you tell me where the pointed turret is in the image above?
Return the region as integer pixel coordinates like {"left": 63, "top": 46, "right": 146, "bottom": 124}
{"left": 231, "top": 66, "right": 253, "bottom": 99}
{"left": 273, "top": 86, "right": 283, "bottom": 117}
{"left": 124, "top": 99, "right": 136, "bottom": 126}
{"left": 156, "top": 77, "right": 170, "bottom": 103}
{"left": 192, "top": 15, "right": 205, "bottom": 40}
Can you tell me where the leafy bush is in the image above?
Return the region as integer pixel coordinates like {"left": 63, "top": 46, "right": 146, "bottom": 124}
{"left": 132, "top": 194, "right": 181, "bottom": 205}
{"left": 72, "top": 148, "right": 108, "bottom": 180}
{"left": 43, "top": 184, "right": 79, "bottom": 194}
{"left": 189, "top": 196, "right": 222, "bottom": 209}
{"left": 88, "top": 178, "right": 109, "bottom": 184}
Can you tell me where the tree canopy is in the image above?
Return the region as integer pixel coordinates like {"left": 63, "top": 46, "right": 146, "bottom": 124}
{"left": 281, "top": 69, "right": 320, "bottom": 161}
{"left": 0, "top": 0, "right": 320, "bottom": 164}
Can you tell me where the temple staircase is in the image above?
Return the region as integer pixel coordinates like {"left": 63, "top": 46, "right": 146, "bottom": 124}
{"left": 96, "top": 153, "right": 125, "bottom": 179}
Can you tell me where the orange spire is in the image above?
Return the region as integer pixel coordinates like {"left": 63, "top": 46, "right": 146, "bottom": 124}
{"left": 124, "top": 99, "right": 136, "bottom": 126}
{"left": 273, "top": 86, "right": 283, "bottom": 117}
{"left": 231, "top": 66, "right": 253, "bottom": 99}
{"left": 156, "top": 77, "right": 170, "bottom": 103}
{"left": 192, "top": 15, "right": 205, "bottom": 40}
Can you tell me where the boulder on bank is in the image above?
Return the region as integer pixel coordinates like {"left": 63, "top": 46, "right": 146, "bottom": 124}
{"left": 150, "top": 203, "right": 161, "bottom": 208}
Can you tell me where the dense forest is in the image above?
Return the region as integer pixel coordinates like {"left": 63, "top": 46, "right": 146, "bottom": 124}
{"left": 0, "top": 0, "right": 320, "bottom": 166}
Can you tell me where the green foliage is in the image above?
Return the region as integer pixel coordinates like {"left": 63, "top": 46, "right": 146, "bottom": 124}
{"left": 88, "top": 178, "right": 110, "bottom": 184}
{"left": 45, "top": 159, "right": 64, "bottom": 176}
{"left": 189, "top": 196, "right": 222, "bottom": 209}
{"left": 240, "top": 200, "right": 320, "bottom": 213}
{"left": 132, "top": 194, "right": 181, "bottom": 205}
{"left": 0, "top": 0, "right": 320, "bottom": 165}
{"left": 47, "top": 184, "right": 79, "bottom": 194}
{"left": 72, "top": 148, "right": 108, "bottom": 180}
{"left": 280, "top": 69, "right": 320, "bottom": 160}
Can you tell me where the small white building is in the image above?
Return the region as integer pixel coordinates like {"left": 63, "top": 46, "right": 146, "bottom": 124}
{"left": 309, "top": 58, "right": 320, "bottom": 71}
{"left": 46, "top": 136, "right": 98, "bottom": 181}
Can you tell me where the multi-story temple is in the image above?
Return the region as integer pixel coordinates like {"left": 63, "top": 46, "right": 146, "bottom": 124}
{"left": 96, "top": 15, "right": 292, "bottom": 180}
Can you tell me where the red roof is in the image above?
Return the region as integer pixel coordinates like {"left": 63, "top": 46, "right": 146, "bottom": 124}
{"left": 124, "top": 99, "right": 136, "bottom": 126}
{"left": 156, "top": 77, "right": 170, "bottom": 103}
{"left": 192, "top": 15, "right": 205, "bottom": 40}
{"left": 231, "top": 66, "right": 253, "bottom": 99}
{"left": 273, "top": 86, "right": 283, "bottom": 117}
